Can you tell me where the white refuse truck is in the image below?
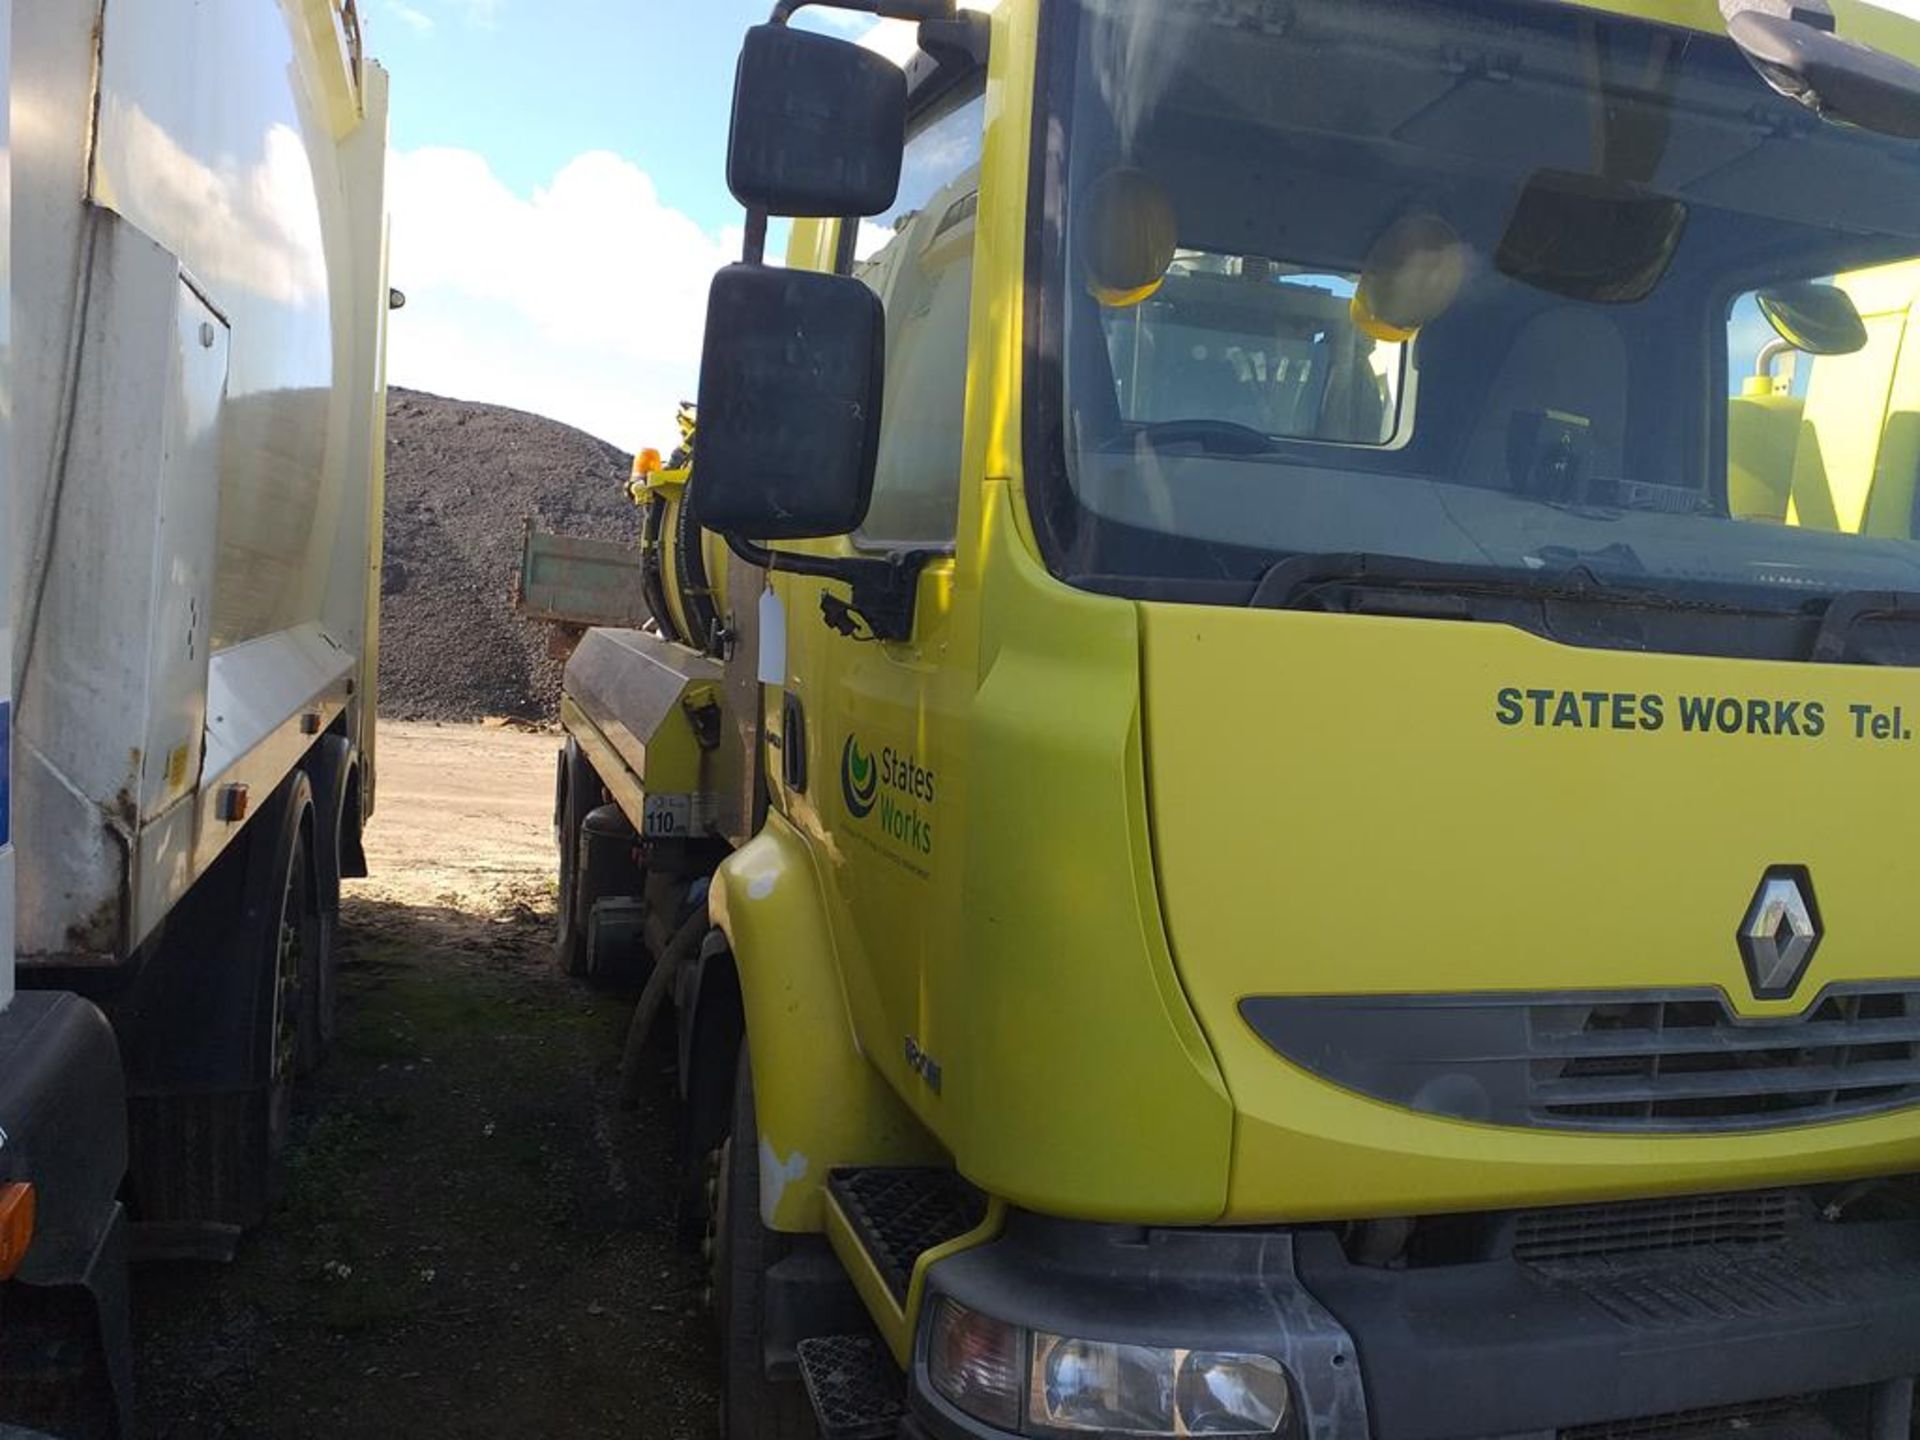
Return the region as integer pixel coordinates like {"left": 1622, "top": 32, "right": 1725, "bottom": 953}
{"left": 0, "top": 2, "right": 391, "bottom": 1432}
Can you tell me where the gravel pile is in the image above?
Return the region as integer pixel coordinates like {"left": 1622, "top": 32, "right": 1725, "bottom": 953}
{"left": 379, "top": 387, "right": 641, "bottom": 722}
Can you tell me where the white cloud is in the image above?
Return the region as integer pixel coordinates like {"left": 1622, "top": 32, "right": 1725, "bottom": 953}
{"left": 98, "top": 101, "right": 328, "bottom": 308}
{"left": 383, "top": 1, "right": 434, "bottom": 35}
{"left": 859, "top": 17, "right": 923, "bottom": 66}
{"left": 805, "top": 8, "right": 878, "bottom": 34}
{"left": 385, "top": 145, "right": 735, "bottom": 453}
{"left": 855, "top": 219, "right": 895, "bottom": 262}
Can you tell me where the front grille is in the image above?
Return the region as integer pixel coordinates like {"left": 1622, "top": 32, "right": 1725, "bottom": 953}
{"left": 1562, "top": 1397, "right": 1814, "bottom": 1440}
{"left": 1515, "top": 1189, "right": 1797, "bottom": 1266}
{"left": 1529, "top": 988, "right": 1920, "bottom": 1131}
{"left": 1242, "top": 984, "right": 1920, "bottom": 1135}
{"left": 1559, "top": 1388, "right": 1868, "bottom": 1440}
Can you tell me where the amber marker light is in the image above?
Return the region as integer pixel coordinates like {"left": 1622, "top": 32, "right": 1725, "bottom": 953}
{"left": 0, "top": 1183, "right": 37, "bottom": 1281}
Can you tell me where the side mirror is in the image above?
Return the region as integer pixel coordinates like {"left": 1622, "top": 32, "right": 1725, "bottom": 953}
{"left": 1757, "top": 281, "right": 1868, "bottom": 356}
{"left": 1495, "top": 170, "right": 1688, "bottom": 305}
{"left": 692, "top": 264, "right": 884, "bottom": 540}
{"left": 1721, "top": 0, "right": 1920, "bottom": 140}
{"left": 727, "top": 24, "right": 908, "bottom": 218}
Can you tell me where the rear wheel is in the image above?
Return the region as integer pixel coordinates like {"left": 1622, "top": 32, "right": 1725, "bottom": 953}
{"left": 714, "top": 1049, "right": 817, "bottom": 1440}
{"left": 240, "top": 790, "right": 320, "bottom": 1219}
{"left": 555, "top": 741, "right": 596, "bottom": 977}
{"left": 293, "top": 814, "right": 336, "bottom": 1078}
{"left": 125, "top": 770, "right": 318, "bottom": 1235}
{"left": 299, "top": 737, "right": 357, "bottom": 1072}
{"left": 269, "top": 823, "right": 322, "bottom": 1170}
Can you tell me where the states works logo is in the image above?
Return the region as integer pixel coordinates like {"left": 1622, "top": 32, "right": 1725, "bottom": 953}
{"left": 838, "top": 733, "right": 936, "bottom": 860}
{"left": 841, "top": 736, "right": 878, "bottom": 819}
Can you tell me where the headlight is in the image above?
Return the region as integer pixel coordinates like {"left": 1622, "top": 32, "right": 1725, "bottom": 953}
{"left": 1174, "top": 1351, "right": 1293, "bottom": 1435}
{"left": 926, "top": 1296, "right": 1293, "bottom": 1437}
{"left": 1033, "top": 1335, "right": 1174, "bottom": 1432}
{"left": 1033, "top": 1334, "right": 1290, "bottom": 1436}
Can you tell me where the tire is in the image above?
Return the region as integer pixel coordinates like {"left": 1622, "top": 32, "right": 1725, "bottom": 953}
{"left": 268, "top": 820, "right": 322, "bottom": 1173}
{"left": 121, "top": 772, "right": 318, "bottom": 1234}
{"left": 714, "top": 1049, "right": 816, "bottom": 1440}
{"left": 231, "top": 774, "right": 319, "bottom": 1219}
{"left": 555, "top": 741, "right": 595, "bottom": 977}
{"left": 295, "top": 808, "right": 339, "bottom": 1076}
{"left": 304, "top": 898, "right": 339, "bottom": 1073}
{"left": 299, "top": 736, "right": 356, "bottom": 1072}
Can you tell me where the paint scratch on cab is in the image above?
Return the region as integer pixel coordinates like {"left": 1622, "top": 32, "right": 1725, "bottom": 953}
{"left": 759, "top": 1139, "right": 808, "bottom": 1227}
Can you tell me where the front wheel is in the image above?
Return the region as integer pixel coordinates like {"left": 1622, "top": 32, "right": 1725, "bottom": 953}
{"left": 714, "top": 1049, "right": 816, "bottom": 1440}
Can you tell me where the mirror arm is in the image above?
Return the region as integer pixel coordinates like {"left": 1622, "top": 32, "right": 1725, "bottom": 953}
{"left": 1756, "top": 336, "right": 1794, "bottom": 378}
{"left": 722, "top": 534, "right": 932, "bottom": 643}
{"left": 1720, "top": 0, "right": 1920, "bottom": 137}
{"left": 741, "top": 207, "right": 770, "bottom": 266}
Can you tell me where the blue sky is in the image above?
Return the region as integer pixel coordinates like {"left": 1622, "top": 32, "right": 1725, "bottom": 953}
{"left": 372, "top": 0, "right": 1920, "bottom": 454}
{"left": 370, "top": 0, "right": 906, "bottom": 453}
{"left": 375, "top": 0, "right": 780, "bottom": 235}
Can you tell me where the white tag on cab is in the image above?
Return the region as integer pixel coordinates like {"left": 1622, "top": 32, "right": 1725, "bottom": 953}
{"left": 756, "top": 586, "right": 787, "bottom": 686}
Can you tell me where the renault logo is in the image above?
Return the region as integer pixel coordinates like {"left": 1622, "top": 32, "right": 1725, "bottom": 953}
{"left": 1737, "top": 866, "right": 1823, "bottom": 1001}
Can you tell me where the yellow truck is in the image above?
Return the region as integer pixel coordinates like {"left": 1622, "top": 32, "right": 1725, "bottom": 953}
{"left": 555, "top": 0, "right": 1920, "bottom": 1434}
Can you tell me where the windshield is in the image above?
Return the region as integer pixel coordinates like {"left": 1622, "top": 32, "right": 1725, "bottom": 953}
{"left": 1039, "top": 0, "right": 1920, "bottom": 621}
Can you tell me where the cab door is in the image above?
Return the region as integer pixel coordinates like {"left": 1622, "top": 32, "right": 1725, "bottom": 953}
{"left": 772, "top": 77, "right": 987, "bottom": 1125}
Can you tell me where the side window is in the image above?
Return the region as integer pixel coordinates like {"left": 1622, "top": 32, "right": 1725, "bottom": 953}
{"left": 854, "top": 86, "right": 985, "bottom": 549}
{"left": 1726, "top": 264, "right": 1918, "bottom": 535}
{"left": 1100, "top": 255, "right": 1409, "bottom": 447}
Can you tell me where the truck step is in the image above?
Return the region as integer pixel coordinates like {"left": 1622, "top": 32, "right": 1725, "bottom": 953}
{"left": 795, "top": 1334, "right": 903, "bottom": 1440}
{"left": 827, "top": 1168, "right": 987, "bottom": 1304}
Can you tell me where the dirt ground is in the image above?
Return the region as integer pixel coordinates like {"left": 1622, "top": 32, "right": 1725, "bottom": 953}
{"left": 131, "top": 721, "right": 719, "bottom": 1439}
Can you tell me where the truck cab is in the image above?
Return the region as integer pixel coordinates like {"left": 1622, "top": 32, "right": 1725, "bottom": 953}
{"left": 557, "top": 1, "right": 1920, "bottom": 1435}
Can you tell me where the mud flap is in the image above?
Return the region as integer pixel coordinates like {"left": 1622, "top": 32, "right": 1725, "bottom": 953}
{"left": 0, "top": 992, "right": 134, "bottom": 1436}
{"left": 114, "top": 772, "right": 309, "bottom": 1236}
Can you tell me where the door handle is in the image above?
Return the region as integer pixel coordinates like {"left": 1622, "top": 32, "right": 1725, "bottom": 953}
{"left": 781, "top": 692, "right": 808, "bottom": 793}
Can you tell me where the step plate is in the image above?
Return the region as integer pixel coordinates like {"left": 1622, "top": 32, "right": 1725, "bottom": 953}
{"left": 829, "top": 1168, "right": 987, "bottom": 1304}
{"left": 797, "top": 1334, "right": 903, "bottom": 1440}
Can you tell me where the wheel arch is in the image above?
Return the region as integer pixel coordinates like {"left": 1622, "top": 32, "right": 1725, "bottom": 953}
{"left": 706, "top": 811, "right": 938, "bottom": 1234}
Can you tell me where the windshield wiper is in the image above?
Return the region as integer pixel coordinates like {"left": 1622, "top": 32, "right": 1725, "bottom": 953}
{"left": 1808, "top": 589, "right": 1920, "bottom": 663}
{"left": 1250, "top": 561, "right": 1920, "bottom": 662}
{"left": 1247, "top": 550, "right": 1669, "bottom": 614}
